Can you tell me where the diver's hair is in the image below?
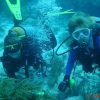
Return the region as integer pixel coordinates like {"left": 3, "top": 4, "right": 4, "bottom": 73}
{"left": 68, "top": 12, "right": 96, "bottom": 34}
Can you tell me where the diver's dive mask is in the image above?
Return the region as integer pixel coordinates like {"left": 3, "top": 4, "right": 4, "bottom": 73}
{"left": 5, "top": 42, "right": 22, "bottom": 58}
{"left": 5, "top": 42, "right": 22, "bottom": 53}
{"left": 72, "top": 28, "right": 91, "bottom": 41}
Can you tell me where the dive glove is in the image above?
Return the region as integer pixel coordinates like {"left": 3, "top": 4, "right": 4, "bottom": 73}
{"left": 58, "top": 75, "right": 70, "bottom": 92}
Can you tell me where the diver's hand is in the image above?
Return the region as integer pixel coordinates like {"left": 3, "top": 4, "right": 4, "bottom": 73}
{"left": 58, "top": 75, "right": 70, "bottom": 92}
{"left": 58, "top": 80, "right": 70, "bottom": 92}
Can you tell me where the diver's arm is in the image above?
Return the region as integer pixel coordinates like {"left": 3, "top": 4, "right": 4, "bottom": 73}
{"left": 93, "top": 23, "right": 100, "bottom": 50}
{"left": 94, "top": 35, "right": 100, "bottom": 51}
{"left": 58, "top": 49, "right": 77, "bottom": 92}
{"left": 65, "top": 49, "right": 77, "bottom": 78}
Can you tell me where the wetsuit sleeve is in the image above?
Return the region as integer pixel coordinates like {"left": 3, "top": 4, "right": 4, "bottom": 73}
{"left": 93, "top": 23, "right": 100, "bottom": 51}
{"left": 94, "top": 35, "right": 100, "bottom": 51}
{"left": 2, "top": 54, "right": 21, "bottom": 78}
{"left": 65, "top": 49, "right": 77, "bottom": 77}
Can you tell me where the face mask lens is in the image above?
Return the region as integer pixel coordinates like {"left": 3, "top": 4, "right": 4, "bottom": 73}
{"left": 5, "top": 43, "right": 21, "bottom": 53}
{"left": 82, "top": 29, "right": 90, "bottom": 36}
{"left": 72, "top": 28, "right": 90, "bottom": 40}
{"left": 12, "top": 44, "right": 19, "bottom": 50}
{"left": 72, "top": 31, "right": 80, "bottom": 40}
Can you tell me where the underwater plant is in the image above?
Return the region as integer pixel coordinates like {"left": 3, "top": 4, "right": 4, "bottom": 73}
{"left": 0, "top": 78, "right": 58, "bottom": 100}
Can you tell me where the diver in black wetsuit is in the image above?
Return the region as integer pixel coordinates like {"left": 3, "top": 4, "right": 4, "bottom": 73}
{"left": 1, "top": 22, "right": 57, "bottom": 78}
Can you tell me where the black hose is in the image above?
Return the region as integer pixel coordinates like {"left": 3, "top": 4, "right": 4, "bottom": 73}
{"left": 55, "top": 36, "right": 73, "bottom": 56}
{"left": 50, "top": 47, "right": 55, "bottom": 63}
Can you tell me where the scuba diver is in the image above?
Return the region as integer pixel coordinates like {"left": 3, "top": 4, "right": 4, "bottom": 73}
{"left": 1, "top": 23, "right": 57, "bottom": 78}
{"left": 58, "top": 12, "right": 100, "bottom": 92}
{"left": 0, "top": 0, "right": 57, "bottom": 78}
{"left": 1, "top": 25, "right": 57, "bottom": 78}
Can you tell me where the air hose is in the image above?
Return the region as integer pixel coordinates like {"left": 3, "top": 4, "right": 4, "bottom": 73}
{"left": 55, "top": 36, "right": 73, "bottom": 56}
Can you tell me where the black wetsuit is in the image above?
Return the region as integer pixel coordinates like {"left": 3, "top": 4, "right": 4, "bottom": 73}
{"left": 2, "top": 26, "right": 57, "bottom": 78}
